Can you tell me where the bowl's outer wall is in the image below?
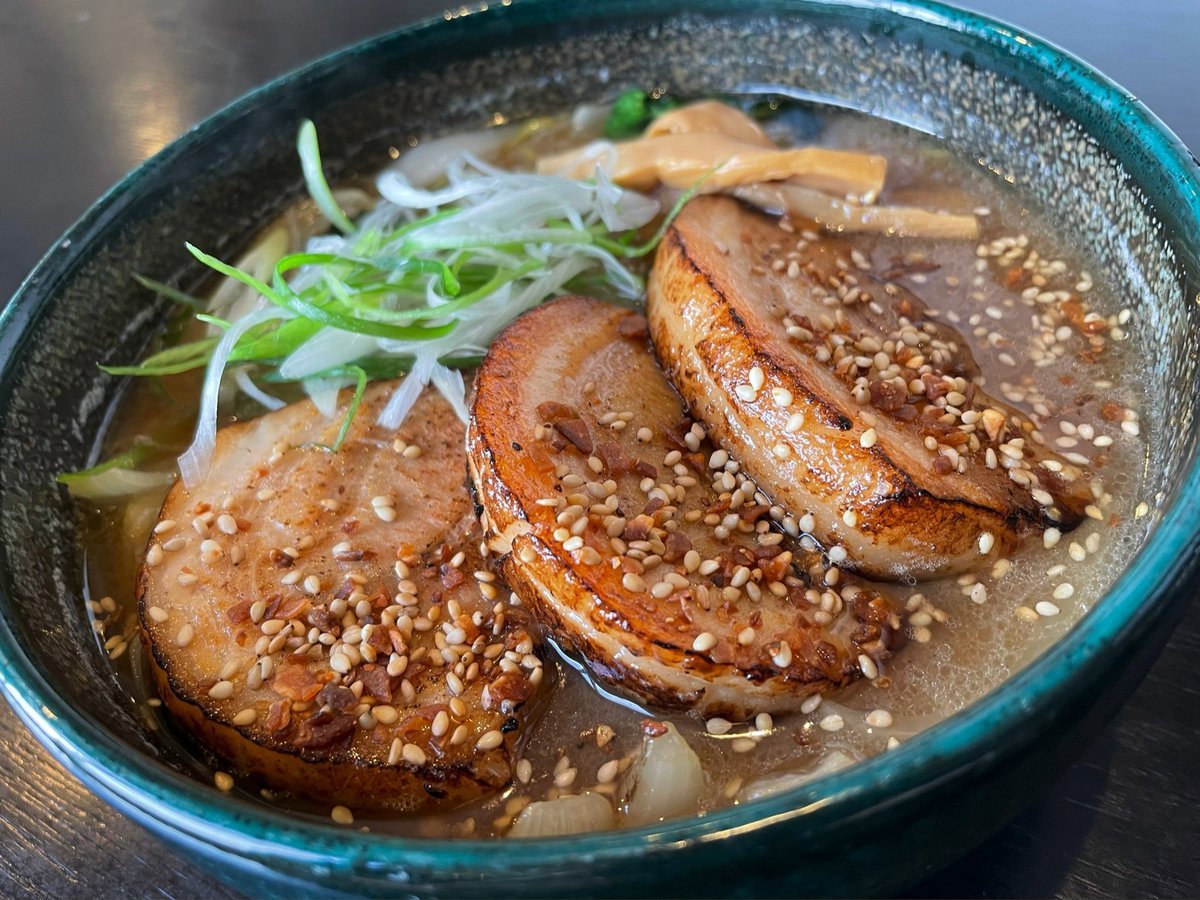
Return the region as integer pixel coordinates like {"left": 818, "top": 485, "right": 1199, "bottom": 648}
{"left": 1, "top": 1, "right": 1199, "bottom": 897}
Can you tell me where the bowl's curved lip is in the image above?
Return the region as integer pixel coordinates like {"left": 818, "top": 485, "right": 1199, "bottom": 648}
{"left": 2, "top": 0, "right": 1200, "bottom": 876}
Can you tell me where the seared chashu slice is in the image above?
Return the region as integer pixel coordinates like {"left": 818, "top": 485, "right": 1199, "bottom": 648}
{"left": 138, "top": 382, "right": 542, "bottom": 811}
{"left": 648, "top": 196, "right": 1092, "bottom": 580}
{"left": 468, "top": 296, "right": 904, "bottom": 719}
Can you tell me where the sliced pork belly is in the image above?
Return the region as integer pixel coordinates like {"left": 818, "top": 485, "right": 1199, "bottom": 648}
{"left": 647, "top": 195, "right": 1092, "bottom": 580}
{"left": 468, "top": 296, "right": 904, "bottom": 719}
{"left": 138, "top": 382, "right": 542, "bottom": 811}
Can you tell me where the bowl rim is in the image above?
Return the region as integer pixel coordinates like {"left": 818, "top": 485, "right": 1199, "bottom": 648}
{"left": 2, "top": 0, "right": 1200, "bottom": 877}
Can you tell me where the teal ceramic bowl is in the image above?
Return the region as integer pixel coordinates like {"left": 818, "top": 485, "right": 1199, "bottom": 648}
{"left": 2, "top": 1, "right": 1199, "bottom": 896}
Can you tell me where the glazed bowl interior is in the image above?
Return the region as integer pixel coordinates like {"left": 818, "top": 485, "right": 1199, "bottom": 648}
{"left": 2, "top": 0, "right": 1199, "bottom": 896}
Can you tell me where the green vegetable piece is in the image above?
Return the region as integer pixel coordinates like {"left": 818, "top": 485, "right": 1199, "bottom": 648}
{"left": 297, "top": 119, "right": 355, "bottom": 235}
{"left": 604, "top": 89, "right": 681, "bottom": 139}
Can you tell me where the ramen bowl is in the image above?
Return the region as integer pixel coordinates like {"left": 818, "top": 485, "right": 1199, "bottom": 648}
{"left": 1, "top": 1, "right": 1198, "bottom": 896}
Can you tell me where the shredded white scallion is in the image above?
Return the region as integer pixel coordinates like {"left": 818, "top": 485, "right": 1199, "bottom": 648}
{"left": 173, "top": 126, "right": 660, "bottom": 486}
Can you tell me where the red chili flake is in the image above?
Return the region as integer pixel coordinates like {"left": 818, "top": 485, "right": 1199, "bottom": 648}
{"left": 868, "top": 379, "right": 907, "bottom": 412}
{"left": 316, "top": 683, "right": 358, "bottom": 712}
{"left": 536, "top": 401, "right": 578, "bottom": 422}
{"left": 553, "top": 418, "right": 593, "bottom": 455}
{"left": 623, "top": 515, "right": 654, "bottom": 542}
{"left": 642, "top": 497, "right": 665, "bottom": 516}
{"left": 641, "top": 718, "right": 669, "bottom": 737}
{"left": 265, "top": 699, "right": 291, "bottom": 734}
{"left": 483, "top": 672, "right": 534, "bottom": 711}
{"left": 662, "top": 531, "right": 693, "bottom": 563}
{"left": 272, "top": 663, "right": 323, "bottom": 702}
{"left": 1100, "top": 401, "right": 1125, "bottom": 422}
{"left": 269, "top": 549, "right": 294, "bottom": 569}
{"left": 226, "top": 599, "right": 252, "bottom": 625}
{"left": 274, "top": 596, "right": 310, "bottom": 621}
{"left": 595, "top": 440, "right": 635, "bottom": 476}
{"left": 292, "top": 713, "right": 356, "bottom": 751}
{"left": 440, "top": 565, "right": 465, "bottom": 590}
{"left": 360, "top": 665, "right": 394, "bottom": 703}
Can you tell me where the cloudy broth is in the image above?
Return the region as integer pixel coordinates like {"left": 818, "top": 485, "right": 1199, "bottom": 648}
{"left": 79, "top": 101, "right": 1153, "bottom": 837}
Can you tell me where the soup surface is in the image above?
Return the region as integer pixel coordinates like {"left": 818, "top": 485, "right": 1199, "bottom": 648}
{"left": 78, "top": 99, "right": 1153, "bottom": 837}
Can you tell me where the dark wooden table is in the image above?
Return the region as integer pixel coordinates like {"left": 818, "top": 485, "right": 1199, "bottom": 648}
{"left": 1, "top": 2, "right": 1197, "bottom": 897}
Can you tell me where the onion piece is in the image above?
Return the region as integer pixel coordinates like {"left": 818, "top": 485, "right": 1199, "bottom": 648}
{"left": 623, "top": 722, "right": 705, "bottom": 826}
{"left": 59, "top": 467, "right": 175, "bottom": 503}
{"left": 392, "top": 125, "right": 518, "bottom": 188}
{"left": 179, "top": 307, "right": 286, "bottom": 487}
{"left": 508, "top": 792, "right": 614, "bottom": 838}
{"left": 738, "top": 750, "right": 858, "bottom": 803}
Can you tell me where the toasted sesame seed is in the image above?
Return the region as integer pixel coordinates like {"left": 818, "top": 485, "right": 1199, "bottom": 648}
{"left": 303, "top": 575, "right": 322, "bottom": 595}
{"left": 818, "top": 714, "right": 845, "bottom": 732}
{"left": 146, "top": 543, "right": 164, "bottom": 567}
{"left": 978, "top": 532, "right": 995, "bottom": 554}
{"left": 737, "top": 626, "right": 756, "bottom": 646}
{"left": 1035, "top": 601, "right": 1061, "bottom": 617}
{"left": 597, "top": 759, "right": 620, "bottom": 784}
{"left": 772, "top": 641, "right": 793, "bottom": 668}
{"left": 1053, "top": 583, "right": 1075, "bottom": 601}
{"left": 706, "top": 717, "right": 733, "bottom": 735}
{"left": 731, "top": 737, "right": 758, "bottom": 753}
{"left": 174, "top": 623, "right": 195, "bottom": 647}
{"left": 329, "top": 652, "right": 352, "bottom": 674}
{"left": 402, "top": 743, "right": 428, "bottom": 766}
{"left": 692, "top": 632, "right": 718, "bottom": 652}
{"left": 147, "top": 605, "right": 169, "bottom": 624}
{"left": 858, "top": 654, "right": 880, "bottom": 680}
{"left": 214, "top": 772, "right": 235, "bottom": 792}
{"left": 755, "top": 713, "right": 773, "bottom": 732}
{"left": 232, "top": 708, "right": 257, "bottom": 726}
{"left": 1042, "top": 528, "right": 1062, "bottom": 549}
{"left": 516, "top": 759, "right": 533, "bottom": 784}
{"left": 216, "top": 514, "right": 239, "bottom": 535}
{"left": 622, "top": 573, "right": 647, "bottom": 593}
{"left": 330, "top": 805, "right": 354, "bottom": 825}
{"left": 859, "top": 428, "right": 878, "bottom": 449}
{"left": 208, "top": 681, "right": 234, "bottom": 700}
{"left": 476, "top": 729, "right": 504, "bottom": 751}
{"left": 866, "top": 709, "right": 893, "bottom": 728}
{"left": 748, "top": 366, "right": 765, "bottom": 391}
{"left": 636, "top": 427, "right": 653, "bottom": 442}
{"left": 801, "top": 694, "right": 822, "bottom": 714}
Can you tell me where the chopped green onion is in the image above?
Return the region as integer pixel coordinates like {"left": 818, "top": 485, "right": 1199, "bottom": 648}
{"left": 57, "top": 441, "right": 174, "bottom": 502}
{"left": 132, "top": 273, "right": 205, "bottom": 309}
{"left": 297, "top": 119, "right": 355, "bottom": 235}
{"left": 604, "top": 89, "right": 681, "bottom": 140}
